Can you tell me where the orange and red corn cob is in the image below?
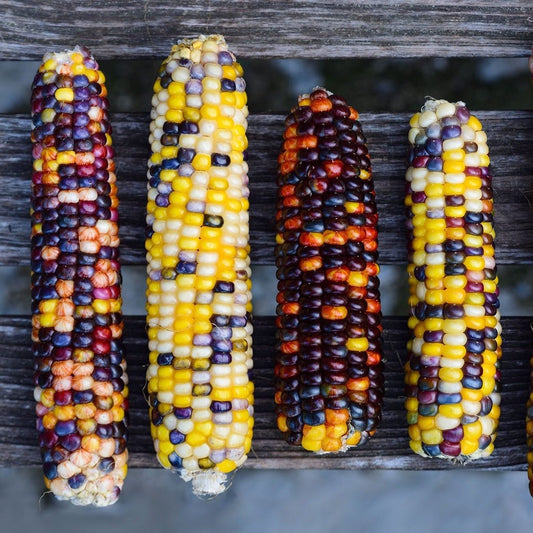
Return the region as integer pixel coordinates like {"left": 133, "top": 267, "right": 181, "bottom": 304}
{"left": 275, "top": 88, "right": 384, "bottom": 453}
{"left": 404, "top": 99, "right": 502, "bottom": 461}
{"left": 30, "top": 47, "right": 128, "bottom": 506}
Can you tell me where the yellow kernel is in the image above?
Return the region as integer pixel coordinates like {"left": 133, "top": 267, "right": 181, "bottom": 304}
{"left": 409, "top": 440, "right": 424, "bottom": 455}
{"left": 346, "top": 338, "right": 369, "bottom": 351}
{"left": 217, "top": 459, "right": 237, "bottom": 473}
{"left": 438, "top": 367, "right": 462, "bottom": 382}
{"left": 186, "top": 431, "right": 207, "bottom": 447}
{"left": 426, "top": 290, "right": 444, "bottom": 306}
{"left": 422, "top": 343, "right": 442, "bottom": 357}
{"left": 157, "top": 425, "right": 170, "bottom": 442}
{"left": 417, "top": 416, "right": 435, "bottom": 431}
{"left": 234, "top": 92, "right": 247, "bottom": 108}
{"left": 460, "top": 439, "right": 479, "bottom": 456}
{"left": 443, "top": 160, "right": 465, "bottom": 173}
{"left": 55, "top": 87, "right": 74, "bottom": 102}
{"left": 439, "top": 404, "right": 463, "bottom": 418}
{"left": 425, "top": 264, "right": 445, "bottom": 280}
{"left": 192, "top": 153, "right": 211, "bottom": 171}
{"left": 463, "top": 421, "right": 482, "bottom": 440}
{"left": 421, "top": 429, "right": 443, "bottom": 445}
{"left": 184, "top": 107, "right": 201, "bottom": 122}
{"left": 467, "top": 116, "right": 483, "bottom": 131}
{"left": 464, "top": 256, "right": 485, "bottom": 271}
{"left": 157, "top": 452, "right": 171, "bottom": 469}
{"left": 443, "top": 288, "right": 465, "bottom": 304}
{"left": 168, "top": 93, "right": 186, "bottom": 109}
{"left": 159, "top": 440, "right": 175, "bottom": 456}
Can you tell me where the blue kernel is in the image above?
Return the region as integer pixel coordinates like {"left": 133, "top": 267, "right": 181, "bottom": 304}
{"left": 168, "top": 452, "right": 183, "bottom": 468}
{"left": 462, "top": 376, "right": 483, "bottom": 389}
{"left": 169, "top": 430, "right": 185, "bottom": 444}
{"left": 68, "top": 473, "right": 86, "bottom": 489}
{"left": 43, "top": 462, "right": 57, "bottom": 480}
{"left": 302, "top": 411, "right": 326, "bottom": 425}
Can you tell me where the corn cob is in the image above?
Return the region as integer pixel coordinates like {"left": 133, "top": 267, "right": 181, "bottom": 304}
{"left": 274, "top": 88, "right": 384, "bottom": 453}
{"left": 30, "top": 47, "right": 128, "bottom": 505}
{"left": 145, "top": 35, "right": 253, "bottom": 497}
{"left": 404, "top": 99, "right": 502, "bottom": 460}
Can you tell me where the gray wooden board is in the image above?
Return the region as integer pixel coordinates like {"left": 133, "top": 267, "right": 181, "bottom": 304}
{"left": 0, "top": 315, "right": 530, "bottom": 470}
{"left": 0, "top": 1, "right": 530, "bottom": 60}
{"left": 2, "top": 111, "right": 533, "bottom": 265}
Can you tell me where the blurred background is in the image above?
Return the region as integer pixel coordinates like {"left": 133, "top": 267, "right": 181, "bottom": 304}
{"left": 2, "top": 55, "right": 533, "bottom": 531}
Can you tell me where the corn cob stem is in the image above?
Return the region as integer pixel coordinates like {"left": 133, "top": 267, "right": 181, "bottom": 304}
{"left": 145, "top": 35, "right": 253, "bottom": 497}
{"left": 275, "top": 88, "right": 384, "bottom": 453}
{"left": 30, "top": 46, "right": 128, "bottom": 506}
{"left": 404, "top": 98, "right": 502, "bottom": 461}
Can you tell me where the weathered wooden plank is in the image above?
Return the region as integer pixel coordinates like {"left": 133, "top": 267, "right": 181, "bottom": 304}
{"left": 0, "top": 1, "right": 530, "bottom": 60}
{"left": 0, "top": 315, "right": 529, "bottom": 470}
{"left": 2, "top": 110, "right": 533, "bottom": 265}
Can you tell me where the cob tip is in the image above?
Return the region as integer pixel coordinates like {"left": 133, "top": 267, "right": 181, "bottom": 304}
{"left": 181, "top": 469, "right": 232, "bottom": 499}
{"left": 421, "top": 96, "right": 466, "bottom": 113}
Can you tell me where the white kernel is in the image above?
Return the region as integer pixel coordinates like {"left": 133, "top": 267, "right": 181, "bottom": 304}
{"left": 161, "top": 292, "right": 179, "bottom": 305}
{"left": 408, "top": 127, "right": 419, "bottom": 145}
{"left": 204, "top": 63, "right": 222, "bottom": 78}
{"left": 203, "top": 77, "right": 221, "bottom": 91}
{"left": 212, "top": 425, "right": 231, "bottom": 438}
{"left": 435, "top": 102, "right": 456, "bottom": 119}
{"left": 435, "top": 414, "right": 459, "bottom": 431}
{"left": 443, "top": 137, "right": 464, "bottom": 151}
{"left": 462, "top": 400, "right": 481, "bottom": 415}
{"left": 190, "top": 48, "right": 202, "bottom": 62}
{"left": 427, "top": 172, "right": 445, "bottom": 184}
{"left": 227, "top": 434, "right": 246, "bottom": 447}
{"left": 418, "top": 110, "right": 437, "bottom": 128}
{"left": 57, "top": 461, "right": 81, "bottom": 479}
{"left": 195, "top": 291, "right": 213, "bottom": 304}
{"left": 411, "top": 337, "right": 423, "bottom": 354}
{"left": 177, "top": 289, "right": 195, "bottom": 303}
{"left": 174, "top": 383, "right": 192, "bottom": 396}
{"left": 191, "top": 397, "right": 211, "bottom": 409}
{"left": 157, "top": 342, "right": 173, "bottom": 353}
{"left": 196, "top": 138, "right": 213, "bottom": 153}
{"left": 199, "top": 119, "right": 217, "bottom": 136}
{"left": 461, "top": 125, "right": 476, "bottom": 141}
{"left": 475, "top": 131, "right": 487, "bottom": 143}
{"left": 192, "top": 371, "right": 211, "bottom": 384}
{"left": 191, "top": 408, "right": 211, "bottom": 422}
{"left": 189, "top": 187, "right": 207, "bottom": 201}
{"left": 463, "top": 304, "right": 485, "bottom": 317}
{"left": 205, "top": 203, "right": 224, "bottom": 215}
{"left": 211, "top": 377, "right": 231, "bottom": 388}
{"left": 415, "top": 283, "right": 426, "bottom": 300}
{"left": 147, "top": 364, "right": 158, "bottom": 379}
{"left": 156, "top": 102, "right": 169, "bottom": 117}
{"left": 177, "top": 419, "right": 194, "bottom": 434}
{"left": 443, "top": 333, "right": 467, "bottom": 346}
{"left": 411, "top": 167, "right": 429, "bottom": 180}
{"left": 192, "top": 171, "right": 210, "bottom": 187}
{"left": 211, "top": 365, "right": 231, "bottom": 376}
{"left": 437, "top": 381, "right": 462, "bottom": 393}
{"left": 204, "top": 91, "right": 221, "bottom": 105}
{"left": 176, "top": 442, "right": 193, "bottom": 458}
{"left": 173, "top": 346, "right": 191, "bottom": 357}
{"left": 157, "top": 328, "right": 174, "bottom": 342}
{"left": 166, "top": 219, "right": 183, "bottom": 231}
{"left": 171, "top": 66, "right": 190, "bottom": 83}
{"left": 464, "top": 199, "right": 483, "bottom": 212}
{"left": 163, "top": 414, "right": 178, "bottom": 430}
{"left": 186, "top": 94, "right": 202, "bottom": 108}
{"left": 180, "top": 134, "right": 197, "bottom": 149}
{"left": 464, "top": 189, "right": 482, "bottom": 200}
{"left": 231, "top": 422, "right": 249, "bottom": 436}
{"left": 444, "top": 173, "right": 465, "bottom": 184}
{"left": 439, "top": 357, "right": 464, "bottom": 369}
{"left": 191, "top": 346, "right": 212, "bottom": 359}
{"left": 426, "top": 197, "right": 445, "bottom": 209}
{"left": 232, "top": 375, "right": 249, "bottom": 386}
{"left": 192, "top": 444, "right": 210, "bottom": 459}
{"left": 425, "top": 252, "right": 445, "bottom": 265}
{"left": 213, "top": 412, "right": 233, "bottom": 424}
{"left": 480, "top": 416, "right": 496, "bottom": 435}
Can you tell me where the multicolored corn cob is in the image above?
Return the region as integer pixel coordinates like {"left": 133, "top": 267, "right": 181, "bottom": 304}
{"left": 30, "top": 47, "right": 128, "bottom": 505}
{"left": 145, "top": 35, "right": 253, "bottom": 497}
{"left": 275, "top": 88, "right": 384, "bottom": 453}
{"left": 404, "top": 99, "right": 502, "bottom": 460}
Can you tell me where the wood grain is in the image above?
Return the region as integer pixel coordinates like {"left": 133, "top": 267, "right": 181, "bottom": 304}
{"left": 0, "top": 1, "right": 530, "bottom": 60}
{"left": 0, "top": 315, "right": 529, "bottom": 470}
{"left": 4, "top": 110, "right": 533, "bottom": 266}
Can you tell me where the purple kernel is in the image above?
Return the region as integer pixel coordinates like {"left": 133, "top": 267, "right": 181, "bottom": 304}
{"left": 55, "top": 420, "right": 76, "bottom": 436}
{"left": 441, "top": 125, "right": 462, "bottom": 139}
{"left": 211, "top": 401, "right": 232, "bottom": 412}
{"left": 439, "top": 441, "right": 461, "bottom": 457}
{"left": 218, "top": 51, "right": 233, "bottom": 65}
{"left": 418, "top": 391, "right": 437, "bottom": 404}
{"left": 68, "top": 473, "right": 86, "bottom": 489}
{"left": 174, "top": 407, "right": 192, "bottom": 419}
{"left": 185, "top": 79, "right": 202, "bottom": 94}
{"left": 193, "top": 333, "right": 212, "bottom": 346}
{"left": 190, "top": 64, "right": 204, "bottom": 79}
{"left": 412, "top": 191, "right": 427, "bottom": 203}
{"left": 442, "top": 426, "right": 464, "bottom": 443}
{"left": 425, "top": 138, "right": 442, "bottom": 156}
{"left": 169, "top": 430, "right": 185, "bottom": 444}
{"left": 60, "top": 433, "right": 82, "bottom": 452}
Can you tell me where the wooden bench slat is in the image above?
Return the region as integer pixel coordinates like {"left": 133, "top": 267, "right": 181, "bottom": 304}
{"left": 0, "top": 1, "right": 530, "bottom": 60}
{"left": 0, "top": 315, "right": 529, "bottom": 470}
{"left": 3, "top": 110, "right": 533, "bottom": 265}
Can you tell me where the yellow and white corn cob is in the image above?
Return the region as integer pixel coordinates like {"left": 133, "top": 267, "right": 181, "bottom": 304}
{"left": 404, "top": 99, "right": 502, "bottom": 461}
{"left": 145, "top": 35, "right": 253, "bottom": 497}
